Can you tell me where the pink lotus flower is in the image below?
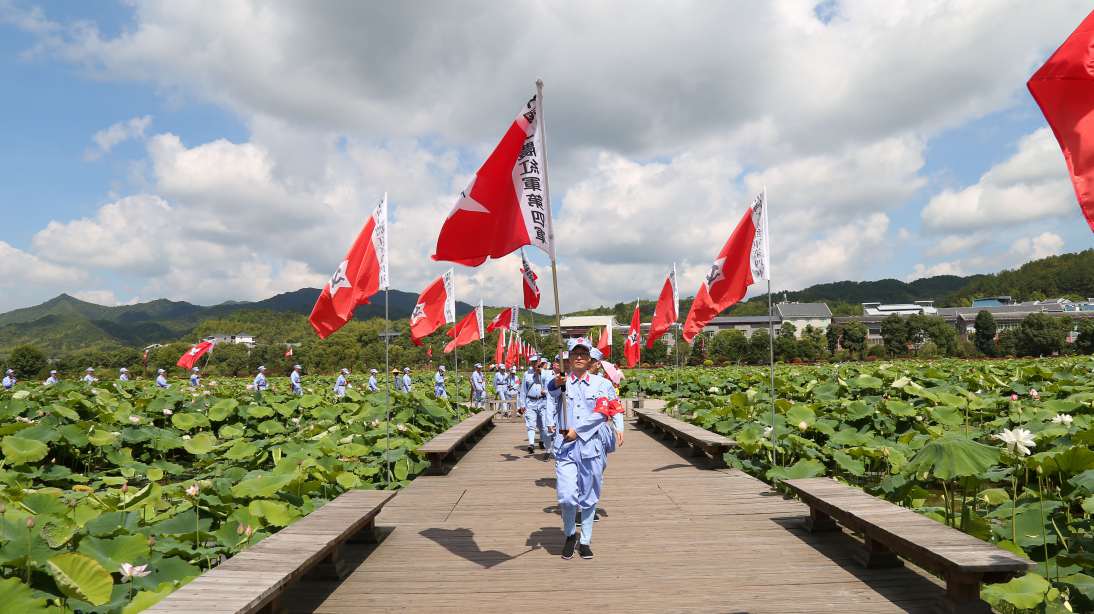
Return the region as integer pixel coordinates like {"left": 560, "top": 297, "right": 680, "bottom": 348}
{"left": 185, "top": 484, "right": 199, "bottom": 497}
{"left": 1010, "top": 394, "right": 1018, "bottom": 401}
{"left": 119, "top": 563, "right": 150, "bottom": 582}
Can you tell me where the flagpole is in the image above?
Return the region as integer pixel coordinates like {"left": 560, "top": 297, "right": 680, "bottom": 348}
{"left": 454, "top": 344, "right": 461, "bottom": 420}
{"left": 763, "top": 187, "right": 777, "bottom": 469}
{"left": 536, "top": 78, "right": 568, "bottom": 433}
{"left": 383, "top": 288, "right": 393, "bottom": 483}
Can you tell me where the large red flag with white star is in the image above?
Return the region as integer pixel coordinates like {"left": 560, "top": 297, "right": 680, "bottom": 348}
{"left": 1028, "top": 9, "right": 1094, "bottom": 232}
{"left": 177, "top": 341, "right": 214, "bottom": 369}
{"left": 410, "top": 270, "right": 456, "bottom": 346}
{"left": 682, "top": 191, "right": 769, "bottom": 343}
{"left": 309, "top": 194, "right": 389, "bottom": 338}
{"left": 432, "top": 94, "right": 554, "bottom": 266}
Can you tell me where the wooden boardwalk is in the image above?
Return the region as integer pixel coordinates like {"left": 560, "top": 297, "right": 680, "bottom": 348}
{"left": 285, "top": 420, "right": 947, "bottom": 613}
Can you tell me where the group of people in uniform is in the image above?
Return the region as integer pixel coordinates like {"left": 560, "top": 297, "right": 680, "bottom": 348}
{"left": 0, "top": 366, "right": 211, "bottom": 388}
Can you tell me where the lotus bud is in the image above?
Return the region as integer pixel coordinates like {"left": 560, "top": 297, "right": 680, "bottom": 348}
{"left": 798, "top": 421, "right": 808, "bottom": 431}
{"left": 1010, "top": 393, "right": 1018, "bottom": 401}
{"left": 147, "top": 536, "right": 156, "bottom": 547}
{"left": 186, "top": 483, "right": 200, "bottom": 497}
{"left": 129, "top": 415, "right": 140, "bottom": 424}
{"left": 26, "top": 516, "right": 35, "bottom": 529}
{"left": 163, "top": 408, "right": 173, "bottom": 416}
{"left": 236, "top": 524, "right": 245, "bottom": 535}
{"left": 0, "top": 503, "right": 6, "bottom": 514}
{"left": 120, "top": 482, "right": 128, "bottom": 493}
{"left": 244, "top": 525, "right": 254, "bottom": 538}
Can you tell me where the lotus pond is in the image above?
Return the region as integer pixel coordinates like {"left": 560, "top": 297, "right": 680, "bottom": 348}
{"left": 620, "top": 357, "right": 1094, "bottom": 613}
{"left": 0, "top": 377, "right": 459, "bottom": 612}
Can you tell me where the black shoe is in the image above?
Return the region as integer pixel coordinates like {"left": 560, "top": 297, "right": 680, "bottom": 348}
{"left": 593, "top": 512, "right": 600, "bottom": 522}
{"left": 579, "top": 544, "right": 594, "bottom": 559}
{"left": 562, "top": 534, "right": 577, "bottom": 560}
{"left": 538, "top": 441, "right": 546, "bottom": 450}
{"left": 527, "top": 445, "right": 534, "bottom": 454}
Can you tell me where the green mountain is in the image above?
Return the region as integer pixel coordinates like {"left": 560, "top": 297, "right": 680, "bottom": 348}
{"left": 0, "top": 290, "right": 475, "bottom": 355}
{"left": 1, "top": 249, "right": 1091, "bottom": 356}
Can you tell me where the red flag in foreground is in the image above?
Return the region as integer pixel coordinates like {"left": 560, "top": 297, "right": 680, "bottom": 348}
{"left": 623, "top": 303, "right": 642, "bottom": 368}
{"left": 487, "top": 306, "right": 518, "bottom": 333}
{"left": 505, "top": 333, "right": 520, "bottom": 368}
{"left": 647, "top": 264, "right": 679, "bottom": 349}
{"left": 1028, "top": 10, "right": 1094, "bottom": 232}
{"left": 683, "top": 190, "right": 769, "bottom": 343}
{"left": 494, "top": 329, "right": 506, "bottom": 365}
{"left": 310, "top": 194, "right": 389, "bottom": 338}
{"left": 177, "top": 341, "right": 214, "bottom": 370}
{"left": 410, "top": 270, "right": 456, "bottom": 346}
{"left": 432, "top": 94, "right": 554, "bottom": 266}
{"left": 445, "top": 301, "right": 485, "bottom": 353}
{"left": 596, "top": 325, "right": 612, "bottom": 360}
{"left": 520, "top": 250, "right": 541, "bottom": 309}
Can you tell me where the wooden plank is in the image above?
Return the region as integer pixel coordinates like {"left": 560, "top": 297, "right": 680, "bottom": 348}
{"left": 277, "top": 420, "right": 953, "bottom": 613}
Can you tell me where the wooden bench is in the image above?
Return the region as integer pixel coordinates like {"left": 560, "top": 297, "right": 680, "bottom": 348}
{"left": 419, "top": 410, "right": 495, "bottom": 473}
{"left": 784, "top": 478, "right": 1031, "bottom": 614}
{"left": 145, "top": 489, "right": 395, "bottom": 614}
{"left": 633, "top": 408, "right": 735, "bottom": 461}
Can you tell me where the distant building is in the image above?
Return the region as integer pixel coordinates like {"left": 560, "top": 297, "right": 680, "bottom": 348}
{"left": 554, "top": 316, "right": 617, "bottom": 338}
{"left": 862, "top": 300, "right": 937, "bottom": 316}
{"left": 704, "top": 315, "right": 773, "bottom": 337}
{"left": 204, "top": 333, "right": 257, "bottom": 348}
{"left": 971, "top": 296, "right": 1013, "bottom": 308}
{"left": 776, "top": 302, "right": 832, "bottom": 336}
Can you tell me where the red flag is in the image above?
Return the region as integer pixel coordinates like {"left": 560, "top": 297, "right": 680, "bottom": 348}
{"left": 176, "top": 341, "right": 214, "bottom": 369}
{"left": 520, "top": 249, "right": 541, "bottom": 309}
{"left": 487, "top": 306, "right": 518, "bottom": 333}
{"left": 505, "top": 333, "right": 520, "bottom": 368}
{"left": 1028, "top": 10, "right": 1094, "bottom": 232}
{"left": 647, "top": 265, "right": 679, "bottom": 349}
{"left": 410, "top": 270, "right": 456, "bottom": 346}
{"left": 623, "top": 303, "right": 642, "bottom": 368}
{"left": 284, "top": 346, "right": 293, "bottom": 358}
{"left": 683, "top": 191, "right": 769, "bottom": 343}
{"left": 494, "top": 329, "right": 506, "bottom": 365}
{"left": 596, "top": 325, "right": 612, "bottom": 360}
{"left": 309, "top": 194, "right": 389, "bottom": 338}
{"left": 432, "top": 94, "right": 554, "bottom": 266}
{"left": 445, "top": 302, "right": 485, "bottom": 353}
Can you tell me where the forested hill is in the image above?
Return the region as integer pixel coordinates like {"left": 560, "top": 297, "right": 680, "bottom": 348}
{"left": 0, "top": 249, "right": 1090, "bottom": 356}
{"left": 574, "top": 249, "right": 1094, "bottom": 322}
{"left": 0, "top": 290, "right": 475, "bottom": 355}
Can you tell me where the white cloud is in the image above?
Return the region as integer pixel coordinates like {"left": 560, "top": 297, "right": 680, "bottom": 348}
{"left": 905, "top": 261, "right": 964, "bottom": 281}
{"left": 4, "top": 2, "right": 1092, "bottom": 312}
{"left": 1010, "top": 231, "right": 1065, "bottom": 261}
{"left": 921, "top": 128, "right": 1076, "bottom": 231}
{"left": 85, "top": 115, "right": 152, "bottom": 160}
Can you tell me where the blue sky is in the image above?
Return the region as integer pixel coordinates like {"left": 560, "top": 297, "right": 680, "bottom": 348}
{"left": 0, "top": 1, "right": 1089, "bottom": 312}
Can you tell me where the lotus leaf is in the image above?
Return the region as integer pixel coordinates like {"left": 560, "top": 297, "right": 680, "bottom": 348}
{"left": 77, "top": 534, "right": 151, "bottom": 570}
{"left": 247, "top": 499, "right": 300, "bottom": 527}
{"left": 1, "top": 435, "right": 48, "bottom": 464}
{"left": 981, "top": 572, "right": 1055, "bottom": 610}
{"left": 171, "top": 413, "right": 209, "bottom": 431}
{"left": 207, "top": 399, "right": 238, "bottom": 421}
{"left": 47, "top": 552, "right": 114, "bottom": 606}
{"left": 231, "top": 472, "right": 296, "bottom": 498}
{"left": 766, "top": 458, "right": 825, "bottom": 482}
{"left": 182, "top": 432, "right": 217, "bottom": 455}
{"left": 903, "top": 435, "right": 1000, "bottom": 480}
{"left": 0, "top": 577, "right": 51, "bottom": 613}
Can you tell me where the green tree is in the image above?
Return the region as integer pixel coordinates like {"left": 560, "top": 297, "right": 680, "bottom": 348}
{"left": 710, "top": 329, "right": 749, "bottom": 364}
{"left": 825, "top": 323, "right": 844, "bottom": 355}
{"left": 924, "top": 317, "right": 958, "bottom": 356}
{"left": 973, "top": 310, "right": 997, "bottom": 356}
{"left": 799, "top": 324, "right": 826, "bottom": 361}
{"left": 747, "top": 329, "right": 771, "bottom": 365}
{"left": 686, "top": 335, "right": 707, "bottom": 366}
{"left": 880, "top": 314, "right": 909, "bottom": 357}
{"left": 840, "top": 321, "right": 868, "bottom": 360}
{"left": 8, "top": 345, "right": 47, "bottom": 379}
{"left": 1076, "top": 319, "right": 1094, "bottom": 354}
{"left": 774, "top": 322, "right": 799, "bottom": 362}
{"left": 1014, "top": 313, "right": 1069, "bottom": 357}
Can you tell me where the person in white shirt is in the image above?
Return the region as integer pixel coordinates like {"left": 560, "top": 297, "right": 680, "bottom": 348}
{"left": 82, "top": 368, "right": 98, "bottom": 384}
{"left": 155, "top": 369, "right": 170, "bottom": 388}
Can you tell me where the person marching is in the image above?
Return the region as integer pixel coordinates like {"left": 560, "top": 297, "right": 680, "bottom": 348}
{"left": 334, "top": 368, "right": 350, "bottom": 398}
{"left": 189, "top": 367, "right": 201, "bottom": 388}
{"left": 118, "top": 368, "right": 130, "bottom": 382}
{"left": 368, "top": 368, "right": 379, "bottom": 392}
{"left": 493, "top": 366, "right": 509, "bottom": 411}
{"left": 434, "top": 365, "right": 448, "bottom": 399}
{"left": 471, "top": 363, "right": 486, "bottom": 409}
{"left": 290, "top": 365, "right": 304, "bottom": 396}
{"left": 587, "top": 346, "right": 624, "bottom": 524}
{"left": 155, "top": 368, "right": 170, "bottom": 388}
{"left": 551, "top": 337, "right": 620, "bottom": 561}
{"left": 507, "top": 366, "right": 521, "bottom": 416}
{"left": 519, "top": 356, "right": 555, "bottom": 456}
{"left": 253, "top": 366, "right": 269, "bottom": 392}
{"left": 44, "top": 370, "right": 59, "bottom": 386}
{"left": 2, "top": 369, "right": 15, "bottom": 390}
{"left": 82, "top": 368, "right": 98, "bottom": 384}
{"left": 401, "top": 367, "right": 413, "bottom": 393}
